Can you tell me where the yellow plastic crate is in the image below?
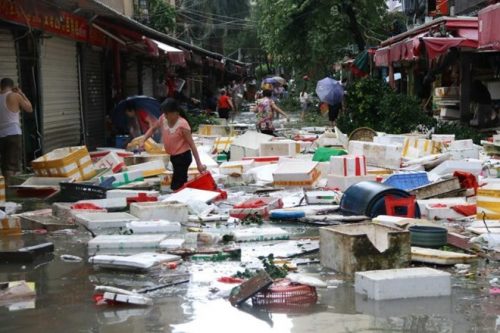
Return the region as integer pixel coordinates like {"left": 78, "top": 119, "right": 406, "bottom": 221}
{"left": 127, "top": 136, "right": 165, "bottom": 154}
{"left": 213, "top": 137, "right": 234, "bottom": 153}
{"left": 31, "top": 146, "right": 96, "bottom": 181}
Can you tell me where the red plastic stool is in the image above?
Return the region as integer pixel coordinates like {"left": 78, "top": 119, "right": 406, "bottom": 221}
{"left": 384, "top": 195, "right": 416, "bottom": 218}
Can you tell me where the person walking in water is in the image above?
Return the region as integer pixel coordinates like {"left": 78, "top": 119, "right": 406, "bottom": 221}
{"left": 0, "top": 78, "right": 33, "bottom": 181}
{"left": 142, "top": 98, "right": 206, "bottom": 191}
{"left": 217, "top": 89, "right": 233, "bottom": 124}
{"left": 254, "top": 89, "right": 289, "bottom": 136}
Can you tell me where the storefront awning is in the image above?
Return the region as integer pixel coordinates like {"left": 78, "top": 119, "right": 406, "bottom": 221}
{"left": 479, "top": 3, "right": 500, "bottom": 50}
{"left": 422, "top": 37, "right": 478, "bottom": 60}
{"left": 151, "top": 40, "right": 186, "bottom": 66}
{"left": 374, "top": 47, "right": 390, "bottom": 67}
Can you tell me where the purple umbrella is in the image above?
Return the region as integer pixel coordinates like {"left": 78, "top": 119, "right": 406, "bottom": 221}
{"left": 316, "top": 77, "right": 344, "bottom": 106}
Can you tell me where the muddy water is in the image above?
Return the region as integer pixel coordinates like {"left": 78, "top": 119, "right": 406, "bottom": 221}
{"left": 0, "top": 230, "right": 499, "bottom": 333}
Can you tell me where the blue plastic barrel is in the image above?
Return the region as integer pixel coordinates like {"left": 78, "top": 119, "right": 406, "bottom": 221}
{"left": 340, "top": 181, "right": 420, "bottom": 218}
{"left": 115, "top": 135, "right": 130, "bottom": 148}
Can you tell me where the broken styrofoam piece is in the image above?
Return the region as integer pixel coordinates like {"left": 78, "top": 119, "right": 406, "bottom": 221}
{"left": 426, "top": 204, "right": 466, "bottom": 220}
{"left": 106, "top": 190, "right": 159, "bottom": 199}
{"left": 355, "top": 267, "right": 451, "bottom": 300}
{"left": 411, "top": 247, "right": 477, "bottom": 265}
{"left": 230, "top": 227, "right": 289, "bottom": 242}
{"left": 130, "top": 201, "right": 189, "bottom": 222}
{"left": 88, "top": 234, "right": 168, "bottom": 250}
{"left": 259, "top": 140, "right": 301, "bottom": 157}
{"left": 126, "top": 159, "right": 166, "bottom": 178}
{"left": 163, "top": 188, "right": 221, "bottom": 204}
{"left": 373, "top": 134, "right": 406, "bottom": 146}
{"left": 188, "top": 150, "right": 218, "bottom": 170}
{"left": 401, "top": 153, "right": 451, "bottom": 169}
{"left": 219, "top": 160, "right": 255, "bottom": 176}
{"left": 470, "top": 234, "right": 500, "bottom": 250}
{"left": 102, "top": 292, "right": 153, "bottom": 306}
{"left": 416, "top": 197, "right": 467, "bottom": 217}
{"left": 89, "top": 252, "right": 180, "bottom": 271}
{"left": 75, "top": 212, "right": 139, "bottom": 229}
{"left": 305, "top": 190, "right": 343, "bottom": 205}
{"left": 287, "top": 273, "right": 328, "bottom": 288}
{"left": 230, "top": 131, "right": 273, "bottom": 161}
{"left": 247, "top": 164, "right": 278, "bottom": 185}
{"left": 348, "top": 141, "right": 402, "bottom": 170}
{"left": 125, "top": 220, "right": 181, "bottom": 234}
{"left": 76, "top": 198, "right": 127, "bottom": 210}
{"left": 428, "top": 160, "right": 482, "bottom": 181}
{"left": 159, "top": 238, "right": 186, "bottom": 250}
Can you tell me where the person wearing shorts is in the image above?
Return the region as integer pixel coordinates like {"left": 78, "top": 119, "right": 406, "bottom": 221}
{"left": 217, "top": 89, "right": 233, "bottom": 124}
{"left": 0, "top": 78, "right": 33, "bottom": 181}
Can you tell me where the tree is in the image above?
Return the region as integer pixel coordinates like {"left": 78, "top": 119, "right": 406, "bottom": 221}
{"left": 144, "top": 0, "right": 176, "bottom": 33}
{"left": 255, "top": 0, "right": 391, "bottom": 76}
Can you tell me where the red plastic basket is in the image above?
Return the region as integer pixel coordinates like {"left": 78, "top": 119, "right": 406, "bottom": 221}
{"left": 251, "top": 279, "right": 318, "bottom": 307}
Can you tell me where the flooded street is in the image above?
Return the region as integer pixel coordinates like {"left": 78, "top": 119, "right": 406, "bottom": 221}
{"left": 1, "top": 225, "right": 499, "bottom": 333}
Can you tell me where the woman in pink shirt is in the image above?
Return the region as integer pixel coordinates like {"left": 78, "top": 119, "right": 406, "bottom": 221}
{"left": 143, "top": 99, "right": 206, "bottom": 190}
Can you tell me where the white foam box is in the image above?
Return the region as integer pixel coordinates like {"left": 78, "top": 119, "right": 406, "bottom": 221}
{"left": 126, "top": 159, "right": 166, "bottom": 178}
{"left": 355, "top": 267, "right": 451, "bottom": 300}
{"left": 426, "top": 204, "right": 465, "bottom": 220}
{"left": 326, "top": 175, "right": 376, "bottom": 191}
{"left": 348, "top": 141, "right": 402, "bottom": 170}
{"left": 429, "top": 160, "right": 482, "bottom": 178}
{"left": 159, "top": 238, "right": 186, "bottom": 250}
{"left": 317, "top": 162, "right": 330, "bottom": 179}
{"left": 305, "top": 190, "right": 342, "bottom": 205}
{"left": 448, "top": 147, "right": 480, "bottom": 160}
{"left": 75, "top": 212, "right": 139, "bottom": 229}
{"left": 417, "top": 197, "right": 467, "bottom": 217}
{"left": 88, "top": 234, "right": 167, "bottom": 250}
{"left": 259, "top": 140, "right": 301, "bottom": 157}
{"left": 163, "top": 188, "right": 221, "bottom": 204}
{"left": 272, "top": 161, "right": 320, "bottom": 187}
{"left": 100, "top": 170, "right": 144, "bottom": 188}
{"left": 76, "top": 198, "right": 128, "bottom": 210}
{"left": 230, "top": 131, "right": 273, "bottom": 161}
{"left": 130, "top": 201, "right": 189, "bottom": 222}
{"left": 94, "top": 152, "right": 125, "bottom": 173}
{"left": 106, "top": 190, "right": 159, "bottom": 199}
{"left": 242, "top": 156, "right": 279, "bottom": 167}
{"left": 198, "top": 124, "right": 235, "bottom": 137}
{"left": 212, "top": 137, "right": 234, "bottom": 153}
{"left": 373, "top": 135, "right": 406, "bottom": 146}
{"left": 431, "top": 134, "right": 455, "bottom": 144}
{"left": 126, "top": 220, "right": 181, "bottom": 233}
{"left": 329, "top": 155, "right": 367, "bottom": 177}
{"left": 220, "top": 160, "right": 255, "bottom": 176}
{"left": 231, "top": 227, "right": 289, "bottom": 242}
{"left": 89, "top": 252, "right": 180, "bottom": 271}
{"left": 401, "top": 137, "right": 443, "bottom": 159}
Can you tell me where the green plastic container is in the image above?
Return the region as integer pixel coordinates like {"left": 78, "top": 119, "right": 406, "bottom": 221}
{"left": 312, "top": 147, "right": 347, "bottom": 162}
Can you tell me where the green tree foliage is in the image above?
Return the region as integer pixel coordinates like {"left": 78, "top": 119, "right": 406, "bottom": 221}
{"left": 147, "top": 0, "right": 176, "bottom": 33}
{"left": 255, "top": 0, "right": 390, "bottom": 74}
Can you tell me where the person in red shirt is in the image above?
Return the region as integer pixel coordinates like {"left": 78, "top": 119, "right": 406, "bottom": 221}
{"left": 216, "top": 89, "right": 233, "bottom": 124}
{"left": 125, "top": 103, "right": 156, "bottom": 138}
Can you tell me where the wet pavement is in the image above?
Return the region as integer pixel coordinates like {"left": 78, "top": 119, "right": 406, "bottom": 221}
{"left": 1, "top": 227, "right": 499, "bottom": 333}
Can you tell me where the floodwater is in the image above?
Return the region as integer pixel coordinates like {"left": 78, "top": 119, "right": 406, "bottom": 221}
{"left": 1, "top": 229, "right": 499, "bottom": 333}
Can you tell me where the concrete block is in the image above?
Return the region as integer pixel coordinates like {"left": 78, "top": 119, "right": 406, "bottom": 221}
{"left": 130, "top": 201, "right": 189, "bottom": 222}
{"left": 320, "top": 223, "right": 410, "bottom": 276}
{"left": 354, "top": 267, "right": 451, "bottom": 300}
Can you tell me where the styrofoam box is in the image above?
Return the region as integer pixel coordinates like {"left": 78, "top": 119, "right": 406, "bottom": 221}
{"left": 163, "top": 188, "right": 221, "bottom": 204}
{"left": 373, "top": 135, "right": 406, "bottom": 146}
{"left": 159, "top": 238, "right": 186, "bottom": 250}
{"left": 89, "top": 252, "right": 180, "bottom": 270}
{"left": 355, "top": 267, "right": 451, "bottom": 300}
{"left": 448, "top": 139, "right": 473, "bottom": 150}
{"left": 130, "top": 201, "right": 189, "bottom": 222}
{"left": 316, "top": 162, "right": 330, "bottom": 179}
{"left": 259, "top": 140, "right": 301, "bottom": 157}
{"left": 230, "top": 131, "right": 273, "bottom": 161}
{"left": 220, "top": 160, "right": 255, "bottom": 176}
{"left": 327, "top": 175, "right": 376, "bottom": 192}
{"left": 431, "top": 134, "right": 455, "bottom": 143}
{"left": 426, "top": 204, "right": 465, "bottom": 220}
{"left": 106, "top": 190, "right": 159, "bottom": 199}
{"left": 429, "top": 160, "right": 482, "bottom": 178}
{"left": 348, "top": 141, "right": 402, "bottom": 170}
{"left": 76, "top": 198, "right": 127, "bottom": 210}
{"left": 75, "top": 212, "right": 139, "bottom": 229}
{"left": 448, "top": 147, "right": 479, "bottom": 160}
{"left": 273, "top": 161, "right": 319, "bottom": 182}
{"left": 329, "top": 155, "right": 367, "bottom": 177}
{"left": 417, "top": 197, "right": 467, "bottom": 217}
{"left": 88, "top": 234, "right": 167, "bottom": 250}
{"left": 126, "top": 220, "right": 181, "bottom": 233}
{"left": 126, "top": 159, "right": 166, "bottom": 178}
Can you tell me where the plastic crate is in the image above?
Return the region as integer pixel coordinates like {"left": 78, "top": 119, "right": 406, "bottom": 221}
{"left": 58, "top": 182, "right": 107, "bottom": 202}
{"left": 383, "top": 172, "right": 430, "bottom": 191}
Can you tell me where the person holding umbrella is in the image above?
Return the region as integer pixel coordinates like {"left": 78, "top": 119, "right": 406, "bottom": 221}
{"left": 142, "top": 98, "right": 206, "bottom": 191}
{"left": 316, "top": 77, "right": 345, "bottom": 127}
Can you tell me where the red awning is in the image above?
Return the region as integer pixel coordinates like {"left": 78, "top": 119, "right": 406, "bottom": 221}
{"left": 374, "top": 47, "right": 390, "bottom": 67}
{"left": 479, "top": 3, "right": 500, "bottom": 50}
{"left": 422, "top": 37, "right": 478, "bottom": 60}
{"left": 390, "top": 41, "right": 403, "bottom": 63}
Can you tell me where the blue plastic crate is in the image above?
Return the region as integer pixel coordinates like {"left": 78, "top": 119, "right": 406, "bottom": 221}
{"left": 383, "top": 172, "right": 430, "bottom": 191}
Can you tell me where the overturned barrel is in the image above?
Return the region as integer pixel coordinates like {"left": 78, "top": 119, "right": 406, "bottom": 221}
{"left": 340, "top": 181, "right": 420, "bottom": 218}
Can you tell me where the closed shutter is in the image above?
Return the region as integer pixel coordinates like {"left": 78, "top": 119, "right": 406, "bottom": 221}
{"left": 125, "top": 58, "right": 139, "bottom": 96}
{"left": 40, "top": 37, "right": 81, "bottom": 152}
{"left": 142, "top": 65, "right": 154, "bottom": 97}
{"left": 0, "top": 29, "right": 18, "bottom": 83}
{"left": 81, "top": 47, "right": 106, "bottom": 150}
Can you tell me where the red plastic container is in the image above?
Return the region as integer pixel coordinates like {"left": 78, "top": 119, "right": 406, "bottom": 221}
{"left": 177, "top": 171, "right": 227, "bottom": 200}
{"left": 384, "top": 195, "right": 416, "bottom": 218}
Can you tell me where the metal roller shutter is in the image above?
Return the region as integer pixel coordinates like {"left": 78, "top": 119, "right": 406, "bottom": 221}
{"left": 40, "top": 37, "right": 81, "bottom": 152}
{"left": 142, "top": 65, "right": 154, "bottom": 97}
{"left": 81, "top": 47, "right": 106, "bottom": 150}
{"left": 0, "top": 29, "right": 19, "bottom": 84}
{"left": 125, "top": 58, "right": 139, "bottom": 96}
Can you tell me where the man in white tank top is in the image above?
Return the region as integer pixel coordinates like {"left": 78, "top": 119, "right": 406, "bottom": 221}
{"left": 0, "top": 78, "right": 33, "bottom": 181}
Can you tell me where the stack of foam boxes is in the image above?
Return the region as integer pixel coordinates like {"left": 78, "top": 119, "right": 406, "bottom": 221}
{"left": 327, "top": 155, "right": 375, "bottom": 191}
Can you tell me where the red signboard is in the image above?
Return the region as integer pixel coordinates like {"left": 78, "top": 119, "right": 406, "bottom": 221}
{"left": 0, "top": 0, "right": 106, "bottom": 46}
